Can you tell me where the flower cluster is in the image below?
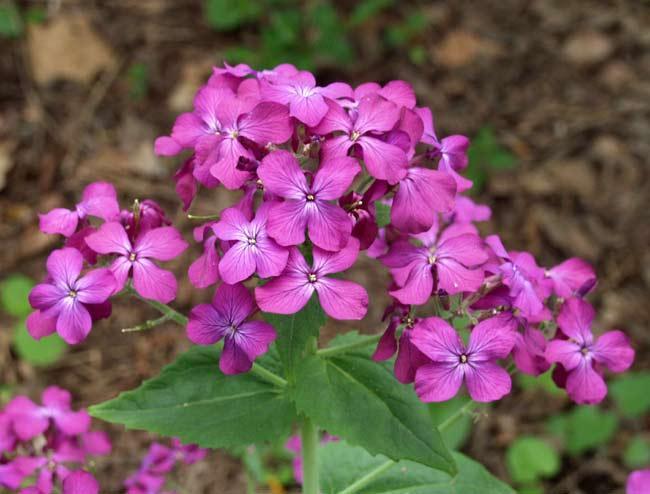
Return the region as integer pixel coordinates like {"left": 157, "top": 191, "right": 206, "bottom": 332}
{"left": 124, "top": 438, "right": 207, "bottom": 494}
{"left": 27, "top": 183, "right": 188, "bottom": 344}
{"left": 0, "top": 387, "right": 111, "bottom": 494}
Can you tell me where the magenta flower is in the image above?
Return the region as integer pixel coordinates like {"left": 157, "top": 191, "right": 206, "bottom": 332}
{"left": 86, "top": 222, "right": 188, "bottom": 303}
{"left": 120, "top": 199, "right": 171, "bottom": 238}
{"left": 390, "top": 166, "right": 456, "bottom": 234}
{"left": 313, "top": 95, "right": 408, "bottom": 184}
{"left": 411, "top": 315, "right": 518, "bottom": 402}
{"left": 187, "top": 283, "right": 276, "bottom": 375}
{"left": 255, "top": 238, "right": 368, "bottom": 320}
{"left": 512, "top": 326, "right": 550, "bottom": 376}
{"left": 627, "top": 470, "right": 650, "bottom": 494}
{"left": 546, "top": 257, "right": 596, "bottom": 298}
{"left": 258, "top": 150, "right": 360, "bottom": 252}
{"left": 4, "top": 386, "right": 90, "bottom": 441}
{"left": 213, "top": 203, "right": 289, "bottom": 284}
{"left": 339, "top": 180, "right": 388, "bottom": 250}
{"left": 61, "top": 471, "right": 100, "bottom": 494}
{"left": 260, "top": 70, "right": 340, "bottom": 127}
{"left": 334, "top": 80, "right": 416, "bottom": 113}
{"left": 486, "top": 235, "right": 552, "bottom": 321}
{"left": 188, "top": 223, "right": 221, "bottom": 289}
{"left": 27, "top": 248, "right": 116, "bottom": 344}
{"left": 381, "top": 226, "right": 488, "bottom": 305}
{"left": 39, "top": 182, "right": 120, "bottom": 237}
{"left": 154, "top": 86, "right": 292, "bottom": 189}
{"left": 445, "top": 196, "right": 491, "bottom": 225}
{"left": 546, "top": 298, "right": 634, "bottom": 404}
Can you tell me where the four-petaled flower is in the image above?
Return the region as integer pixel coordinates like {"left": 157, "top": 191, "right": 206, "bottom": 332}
{"left": 546, "top": 298, "right": 634, "bottom": 404}
{"left": 411, "top": 315, "right": 518, "bottom": 402}
{"left": 255, "top": 237, "right": 368, "bottom": 320}
{"left": 27, "top": 248, "right": 116, "bottom": 344}
{"left": 86, "top": 222, "right": 188, "bottom": 304}
{"left": 187, "top": 283, "right": 277, "bottom": 375}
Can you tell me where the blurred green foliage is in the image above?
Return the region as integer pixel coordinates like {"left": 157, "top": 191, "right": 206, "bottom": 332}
{"left": 1, "top": 274, "right": 66, "bottom": 366}
{"left": 610, "top": 372, "right": 650, "bottom": 418}
{"left": 428, "top": 394, "right": 473, "bottom": 450}
{"left": 466, "top": 126, "right": 517, "bottom": 193}
{"left": 506, "top": 436, "right": 560, "bottom": 486}
{"left": 517, "top": 370, "right": 564, "bottom": 396}
{"left": 624, "top": 437, "right": 650, "bottom": 469}
{"left": 547, "top": 406, "right": 618, "bottom": 456}
{"left": 128, "top": 62, "right": 150, "bottom": 101}
{"left": 0, "top": 3, "right": 46, "bottom": 38}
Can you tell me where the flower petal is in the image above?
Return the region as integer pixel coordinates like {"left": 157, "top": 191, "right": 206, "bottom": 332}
{"left": 467, "top": 314, "right": 518, "bottom": 361}
{"left": 135, "top": 227, "right": 188, "bottom": 261}
{"left": 358, "top": 136, "right": 408, "bottom": 184}
{"left": 265, "top": 200, "right": 308, "bottom": 247}
{"left": 592, "top": 330, "right": 634, "bottom": 373}
{"left": 46, "top": 248, "right": 84, "bottom": 288}
{"left": 315, "top": 278, "right": 368, "bottom": 320}
{"left": 220, "top": 321, "right": 277, "bottom": 375}
{"left": 312, "top": 237, "right": 359, "bottom": 275}
{"left": 39, "top": 209, "right": 79, "bottom": 237}
{"left": 132, "top": 259, "right": 178, "bottom": 303}
{"left": 389, "top": 261, "right": 434, "bottom": 305}
{"left": 187, "top": 303, "right": 228, "bottom": 345}
{"left": 557, "top": 298, "right": 595, "bottom": 344}
{"left": 307, "top": 202, "right": 353, "bottom": 252}
{"left": 545, "top": 339, "right": 583, "bottom": 371}
{"left": 75, "top": 268, "right": 116, "bottom": 304}
{"left": 436, "top": 259, "right": 485, "bottom": 295}
{"left": 258, "top": 150, "right": 307, "bottom": 199}
{"left": 238, "top": 101, "right": 292, "bottom": 144}
{"left": 62, "top": 471, "right": 99, "bottom": 494}
{"left": 26, "top": 310, "right": 58, "bottom": 339}
{"left": 56, "top": 299, "right": 92, "bottom": 344}
{"left": 188, "top": 236, "right": 220, "bottom": 289}
{"left": 85, "top": 222, "right": 132, "bottom": 256}
{"left": 464, "top": 361, "right": 512, "bottom": 402}
{"left": 218, "top": 242, "right": 257, "bottom": 284}
{"left": 410, "top": 317, "right": 463, "bottom": 362}
{"left": 566, "top": 360, "right": 607, "bottom": 404}
{"left": 312, "top": 156, "right": 361, "bottom": 200}
{"left": 414, "top": 363, "right": 464, "bottom": 402}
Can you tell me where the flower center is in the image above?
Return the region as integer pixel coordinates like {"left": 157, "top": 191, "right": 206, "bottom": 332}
{"left": 247, "top": 237, "right": 257, "bottom": 245}
{"left": 427, "top": 254, "right": 437, "bottom": 265}
{"left": 308, "top": 273, "right": 317, "bottom": 283}
{"left": 580, "top": 346, "right": 590, "bottom": 356}
{"left": 306, "top": 193, "right": 316, "bottom": 202}
{"left": 129, "top": 252, "right": 137, "bottom": 262}
{"left": 350, "top": 130, "right": 361, "bottom": 142}
{"left": 402, "top": 316, "right": 415, "bottom": 329}
{"left": 459, "top": 354, "right": 468, "bottom": 364}
{"left": 68, "top": 290, "right": 77, "bottom": 299}
{"left": 227, "top": 129, "right": 239, "bottom": 139}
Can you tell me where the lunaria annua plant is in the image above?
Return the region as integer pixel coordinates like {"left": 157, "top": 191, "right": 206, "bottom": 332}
{"left": 14, "top": 62, "right": 638, "bottom": 493}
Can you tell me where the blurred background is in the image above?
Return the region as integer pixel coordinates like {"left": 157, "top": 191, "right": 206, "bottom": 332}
{"left": 0, "top": 1, "right": 649, "bottom": 493}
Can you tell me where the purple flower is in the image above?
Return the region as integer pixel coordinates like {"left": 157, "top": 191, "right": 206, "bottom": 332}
{"left": 188, "top": 223, "right": 221, "bottom": 289}
{"left": 339, "top": 180, "right": 388, "bottom": 250}
{"left": 258, "top": 150, "right": 360, "bottom": 252}
{"left": 411, "top": 315, "right": 518, "bottom": 403}
{"left": 61, "top": 471, "right": 99, "bottom": 494}
{"left": 5, "top": 386, "right": 90, "bottom": 440}
{"left": 0, "top": 412, "right": 17, "bottom": 454}
{"left": 260, "top": 70, "right": 342, "bottom": 127}
{"left": 546, "top": 298, "right": 634, "bottom": 404}
{"left": 381, "top": 225, "right": 488, "bottom": 305}
{"left": 313, "top": 95, "right": 408, "bottom": 184}
{"left": 512, "top": 326, "right": 550, "bottom": 376}
{"left": 170, "top": 438, "right": 207, "bottom": 465}
{"left": 255, "top": 238, "right": 368, "bottom": 320}
{"left": 213, "top": 203, "right": 289, "bottom": 284}
{"left": 121, "top": 199, "right": 171, "bottom": 239}
{"left": 390, "top": 166, "right": 456, "bottom": 234}
{"left": 445, "top": 196, "right": 491, "bottom": 225}
{"left": 627, "top": 469, "right": 650, "bottom": 494}
{"left": 334, "top": 80, "right": 416, "bottom": 112}
{"left": 39, "top": 182, "right": 120, "bottom": 237}
{"left": 86, "top": 222, "right": 188, "bottom": 303}
{"left": 154, "top": 86, "right": 292, "bottom": 189}
{"left": 187, "top": 283, "right": 276, "bottom": 375}
{"left": 546, "top": 257, "right": 596, "bottom": 299}
{"left": 27, "top": 248, "right": 116, "bottom": 344}
{"left": 486, "top": 235, "right": 552, "bottom": 321}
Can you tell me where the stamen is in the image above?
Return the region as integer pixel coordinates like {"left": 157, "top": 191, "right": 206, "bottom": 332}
{"left": 350, "top": 130, "right": 361, "bottom": 142}
{"left": 129, "top": 252, "right": 137, "bottom": 262}
{"left": 308, "top": 273, "right": 317, "bottom": 283}
{"left": 306, "top": 194, "right": 315, "bottom": 202}
{"left": 460, "top": 354, "right": 468, "bottom": 364}
{"left": 68, "top": 290, "right": 77, "bottom": 299}
{"left": 247, "top": 237, "right": 257, "bottom": 245}
{"left": 427, "top": 255, "right": 436, "bottom": 265}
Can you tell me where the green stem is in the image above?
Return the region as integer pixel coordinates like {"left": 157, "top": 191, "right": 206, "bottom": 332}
{"left": 134, "top": 294, "right": 287, "bottom": 388}
{"left": 316, "top": 334, "right": 381, "bottom": 357}
{"left": 121, "top": 312, "right": 173, "bottom": 332}
{"left": 187, "top": 213, "right": 220, "bottom": 220}
{"left": 438, "top": 398, "right": 478, "bottom": 431}
{"left": 337, "top": 459, "right": 395, "bottom": 494}
{"left": 301, "top": 417, "right": 319, "bottom": 494}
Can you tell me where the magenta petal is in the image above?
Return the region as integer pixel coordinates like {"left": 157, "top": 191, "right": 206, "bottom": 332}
{"left": 29, "top": 283, "right": 64, "bottom": 311}
{"left": 39, "top": 209, "right": 79, "bottom": 237}
{"left": 307, "top": 202, "right": 353, "bottom": 252}
{"left": 312, "top": 157, "right": 361, "bottom": 200}
{"left": 389, "top": 261, "right": 433, "bottom": 305}
{"left": 627, "top": 470, "right": 650, "bottom": 494}
{"left": 85, "top": 222, "right": 132, "bottom": 256}
{"left": 80, "top": 182, "right": 120, "bottom": 221}
{"left": 220, "top": 321, "right": 277, "bottom": 375}
{"left": 135, "top": 227, "right": 188, "bottom": 261}
{"left": 410, "top": 317, "right": 463, "bottom": 362}
{"left": 372, "top": 320, "right": 398, "bottom": 361}
{"left": 212, "top": 207, "right": 249, "bottom": 240}
{"left": 436, "top": 259, "right": 485, "bottom": 295}
{"left": 254, "top": 237, "right": 289, "bottom": 279}
{"left": 62, "top": 471, "right": 99, "bottom": 494}
{"left": 548, "top": 258, "right": 597, "bottom": 298}
{"left": 54, "top": 410, "right": 90, "bottom": 436}
{"left": 266, "top": 200, "right": 309, "bottom": 247}
{"left": 219, "top": 242, "right": 256, "bottom": 284}
{"left": 316, "top": 278, "right": 368, "bottom": 320}
{"left": 465, "top": 362, "right": 512, "bottom": 402}
{"left": 75, "top": 268, "right": 115, "bottom": 304}
{"left": 355, "top": 95, "right": 400, "bottom": 134}
{"left": 132, "top": 259, "right": 177, "bottom": 303}
{"left": 188, "top": 236, "right": 220, "bottom": 288}
{"left": 109, "top": 257, "right": 132, "bottom": 292}
{"left": 592, "top": 330, "right": 634, "bottom": 373}
{"left": 56, "top": 300, "right": 92, "bottom": 344}
{"left": 212, "top": 282, "right": 255, "bottom": 325}
{"left": 394, "top": 330, "right": 430, "bottom": 384}
{"left": 467, "top": 314, "right": 518, "bottom": 361}
{"left": 46, "top": 248, "right": 84, "bottom": 287}
{"left": 187, "top": 303, "right": 227, "bottom": 345}
{"left": 255, "top": 274, "right": 313, "bottom": 315}
{"left": 289, "top": 92, "right": 329, "bottom": 127}
{"left": 358, "top": 136, "right": 408, "bottom": 184}
{"left": 41, "top": 386, "right": 70, "bottom": 409}
{"left": 238, "top": 101, "right": 292, "bottom": 144}
{"left": 512, "top": 328, "right": 550, "bottom": 376}
{"left": 436, "top": 233, "right": 488, "bottom": 267}
{"left": 545, "top": 339, "right": 582, "bottom": 371}
{"left": 258, "top": 150, "right": 307, "bottom": 198}
{"left": 26, "top": 310, "right": 58, "bottom": 339}
{"left": 566, "top": 360, "right": 607, "bottom": 404}
{"left": 379, "top": 80, "right": 416, "bottom": 109}
{"left": 154, "top": 136, "right": 183, "bottom": 156}
{"left": 557, "top": 298, "right": 595, "bottom": 343}
{"left": 81, "top": 431, "right": 112, "bottom": 455}
{"left": 414, "top": 363, "right": 463, "bottom": 402}
{"left": 209, "top": 138, "right": 252, "bottom": 190}
{"left": 313, "top": 237, "right": 359, "bottom": 275}
{"left": 312, "top": 99, "right": 352, "bottom": 134}
{"left": 7, "top": 398, "right": 49, "bottom": 440}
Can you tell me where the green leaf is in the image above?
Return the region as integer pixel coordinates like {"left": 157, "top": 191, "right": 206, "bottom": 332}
{"left": 0, "top": 4, "right": 22, "bottom": 38}
{"left": 263, "top": 294, "right": 325, "bottom": 381}
{"left": 90, "top": 346, "right": 296, "bottom": 448}
{"left": 546, "top": 406, "right": 618, "bottom": 456}
{"left": 1, "top": 274, "right": 34, "bottom": 317}
{"left": 13, "top": 319, "right": 66, "bottom": 366}
{"left": 127, "top": 62, "right": 149, "bottom": 101}
{"left": 203, "top": 0, "right": 262, "bottom": 31}
{"left": 291, "top": 354, "right": 456, "bottom": 474}
{"left": 308, "top": 2, "right": 353, "bottom": 67}
{"left": 506, "top": 436, "right": 560, "bottom": 484}
{"left": 428, "top": 395, "right": 473, "bottom": 450}
{"left": 517, "top": 370, "right": 564, "bottom": 396}
{"left": 24, "top": 7, "right": 46, "bottom": 25}
{"left": 375, "top": 202, "right": 391, "bottom": 228}
{"left": 349, "top": 0, "right": 395, "bottom": 26}
{"left": 320, "top": 441, "right": 515, "bottom": 493}
{"left": 466, "top": 126, "right": 516, "bottom": 193}
{"left": 624, "top": 438, "right": 650, "bottom": 469}
{"left": 610, "top": 372, "right": 650, "bottom": 418}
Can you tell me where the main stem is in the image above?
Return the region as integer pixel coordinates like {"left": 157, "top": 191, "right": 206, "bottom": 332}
{"left": 301, "top": 416, "right": 319, "bottom": 494}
